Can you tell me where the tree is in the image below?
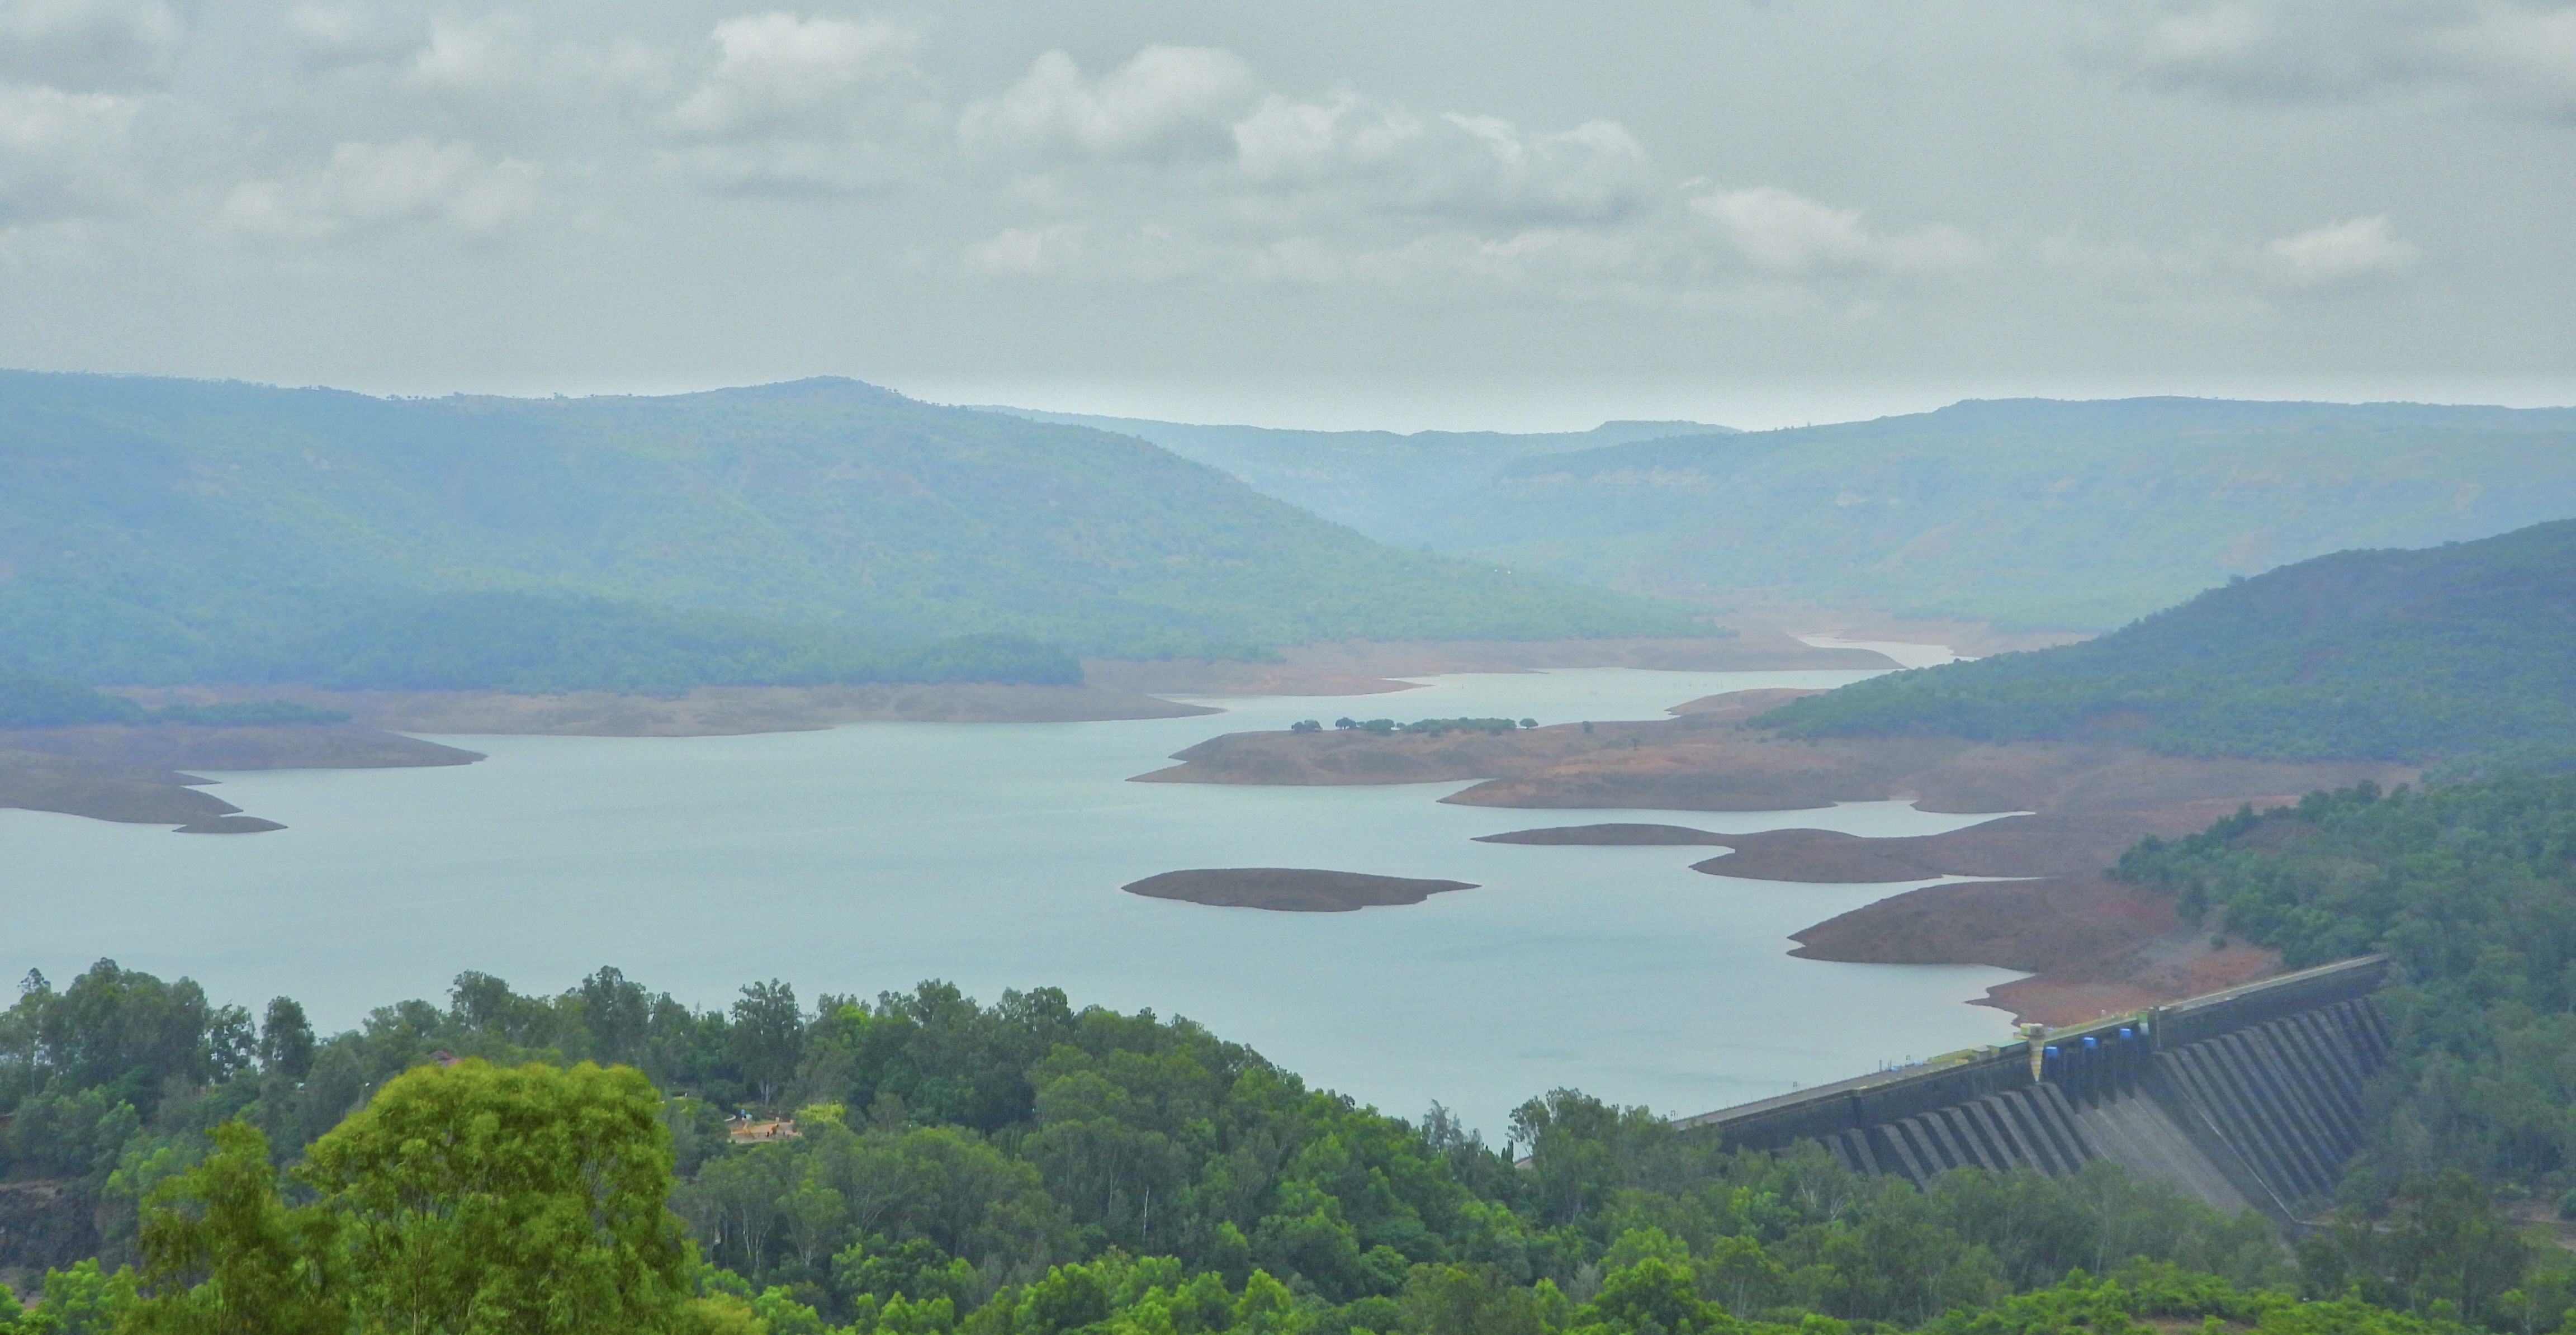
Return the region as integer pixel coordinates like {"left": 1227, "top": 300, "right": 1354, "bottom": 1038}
{"left": 580, "top": 967, "right": 651, "bottom": 1067}
{"left": 731, "top": 981, "right": 805, "bottom": 1107}
{"left": 129, "top": 1121, "right": 345, "bottom": 1335}
{"left": 303, "top": 1059, "right": 689, "bottom": 1334}
{"left": 259, "top": 998, "right": 315, "bottom": 1081}
{"left": 1403, "top": 1263, "right": 1545, "bottom": 1335}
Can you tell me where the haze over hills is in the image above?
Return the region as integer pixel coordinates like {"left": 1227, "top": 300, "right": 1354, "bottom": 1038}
{"left": 1766, "top": 517, "right": 2576, "bottom": 778}
{"left": 1046, "top": 397, "right": 2576, "bottom": 631}
{"left": 992, "top": 409, "right": 1735, "bottom": 545}
{"left": 0, "top": 372, "right": 1701, "bottom": 693}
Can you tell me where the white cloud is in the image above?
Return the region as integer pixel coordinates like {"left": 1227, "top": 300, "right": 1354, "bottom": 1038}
{"left": 0, "top": 80, "right": 139, "bottom": 220}
{"left": 408, "top": 11, "right": 534, "bottom": 90}
{"left": 2265, "top": 215, "right": 2419, "bottom": 287}
{"left": 661, "top": 12, "right": 934, "bottom": 192}
{"left": 670, "top": 12, "right": 923, "bottom": 138}
{"left": 285, "top": 2, "right": 361, "bottom": 51}
{"left": 1232, "top": 90, "right": 1652, "bottom": 222}
{"left": 962, "top": 221, "right": 1085, "bottom": 276}
{"left": 2094, "top": 0, "right": 2576, "bottom": 117}
{"left": 0, "top": 0, "right": 182, "bottom": 89}
{"left": 220, "top": 138, "right": 538, "bottom": 240}
{"left": 1690, "top": 184, "right": 1985, "bottom": 275}
{"left": 960, "top": 45, "right": 1253, "bottom": 158}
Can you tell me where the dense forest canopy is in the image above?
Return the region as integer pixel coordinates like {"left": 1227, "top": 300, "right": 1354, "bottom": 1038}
{"left": 1763, "top": 518, "right": 2576, "bottom": 777}
{"left": 1372, "top": 397, "right": 2576, "bottom": 631}
{"left": 0, "top": 373, "right": 1699, "bottom": 693}
{"left": 0, "top": 959, "right": 2554, "bottom": 1334}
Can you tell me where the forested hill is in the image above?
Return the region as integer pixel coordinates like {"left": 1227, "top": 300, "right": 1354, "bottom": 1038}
{"left": 1764, "top": 518, "right": 2576, "bottom": 777}
{"left": 993, "top": 409, "right": 1733, "bottom": 544}
{"left": 0, "top": 373, "right": 1699, "bottom": 692}
{"left": 1400, "top": 397, "right": 2576, "bottom": 631}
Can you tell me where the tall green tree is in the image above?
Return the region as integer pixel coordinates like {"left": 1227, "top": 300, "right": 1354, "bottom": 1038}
{"left": 303, "top": 1059, "right": 690, "bottom": 1334}
{"left": 128, "top": 1121, "right": 345, "bottom": 1335}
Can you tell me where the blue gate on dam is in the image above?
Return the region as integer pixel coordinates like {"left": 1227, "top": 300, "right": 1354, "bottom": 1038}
{"left": 1675, "top": 956, "right": 2392, "bottom": 1222}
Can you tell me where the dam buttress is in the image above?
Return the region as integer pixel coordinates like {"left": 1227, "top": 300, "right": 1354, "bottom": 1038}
{"left": 1676, "top": 956, "right": 2391, "bottom": 1223}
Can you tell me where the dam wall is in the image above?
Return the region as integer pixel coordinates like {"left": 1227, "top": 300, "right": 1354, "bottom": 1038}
{"left": 1678, "top": 956, "right": 2392, "bottom": 1220}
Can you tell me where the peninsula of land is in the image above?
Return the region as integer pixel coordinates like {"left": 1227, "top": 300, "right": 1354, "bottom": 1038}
{"left": 0, "top": 725, "right": 483, "bottom": 831}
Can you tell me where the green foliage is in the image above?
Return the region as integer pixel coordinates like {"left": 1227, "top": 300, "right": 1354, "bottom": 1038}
{"left": 1766, "top": 518, "right": 2576, "bottom": 776}
{"left": 0, "top": 959, "right": 2508, "bottom": 1334}
{"left": 125, "top": 1063, "right": 690, "bottom": 1334}
{"left": 301, "top": 1059, "right": 691, "bottom": 1332}
{"left": 0, "top": 372, "right": 1699, "bottom": 693}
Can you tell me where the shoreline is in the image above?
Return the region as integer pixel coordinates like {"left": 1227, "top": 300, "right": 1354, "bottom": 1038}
{"left": 1136, "top": 691, "right": 2411, "bottom": 1022}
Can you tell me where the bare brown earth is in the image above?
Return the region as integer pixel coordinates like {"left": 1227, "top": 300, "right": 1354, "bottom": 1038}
{"left": 1135, "top": 688, "right": 2412, "bottom": 1022}
{"left": 0, "top": 725, "right": 484, "bottom": 830}
{"left": 108, "top": 627, "right": 1893, "bottom": 738}
{"left": 1122, "top": 868, "right": 1479, "bottom": 912}
{"left": 1792, "top": 877, "right": 2289, "bottom": 1025}
{"left": 117, "top": 682, "right": 1219, "bottom": 737}
{"left": 1716, "top": 605, "right": 2092, "bottom": 659}
{"left": 1475, "top": 823, "right": 1732, "bottom": 846}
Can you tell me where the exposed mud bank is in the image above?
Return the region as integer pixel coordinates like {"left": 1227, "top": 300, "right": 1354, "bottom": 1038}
{"left": 1086, "top": 629, "right": 1895, "bottom": 697}
{"left": 1475, "top": 823, "right": 1731, "bottom": 846}
{"left": 0, "top": 725, "right": 482, "bottom": 831}
{"left": 119, "top": 682, "right": 1219, "bottom": 737}
{"left": 1122, "top": 868, "right": 1478, "bottom": 912}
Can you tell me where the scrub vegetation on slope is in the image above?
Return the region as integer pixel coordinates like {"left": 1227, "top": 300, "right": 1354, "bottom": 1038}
{"left": 1764, "top": 518, "right": 2576, "bottom": 777}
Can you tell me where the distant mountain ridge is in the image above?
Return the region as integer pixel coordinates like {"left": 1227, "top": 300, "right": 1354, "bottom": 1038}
{"left": 0, "top": 372, "right": 1699, "bottom": 692}
{"left": 989, "top": 409, "right": 1735, "bottom": 543}
{"left": 1456, "top": 397, "right": 2576, "bottom": 628}
{"left": 1034, "top": 396, "right": 2576, "bottom": 631}
{"left": 1764, "top": 517, "right": 2576, "bottom": 778}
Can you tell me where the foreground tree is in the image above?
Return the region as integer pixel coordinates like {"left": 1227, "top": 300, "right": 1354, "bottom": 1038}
{"left": 130, "top": 1058, "right": 691, "bottom": 1335}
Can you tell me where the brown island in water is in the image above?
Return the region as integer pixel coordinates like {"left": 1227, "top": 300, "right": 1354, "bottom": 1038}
{"left": 1135, "top": 687, "right": 2414, "bottom": 1025}
{"left": 1123, "top": 869, "right": 1479, "bottom": 913}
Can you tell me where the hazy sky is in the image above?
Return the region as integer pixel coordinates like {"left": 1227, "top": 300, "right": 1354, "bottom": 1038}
{"left": 4, "top": 0, "right": 2573, "bottom": 428}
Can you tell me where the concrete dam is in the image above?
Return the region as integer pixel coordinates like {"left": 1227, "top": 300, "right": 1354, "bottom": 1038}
{"left": 1678, "top": 956, "right": 2392, "bottom": 1222}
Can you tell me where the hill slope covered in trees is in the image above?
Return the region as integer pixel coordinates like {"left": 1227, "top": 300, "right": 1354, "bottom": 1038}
{"left": 1763, "top": 518, "right": 2576, "bottom": 777}
{"left": 0, "top": 373, "right": 1697, "bottom": 692}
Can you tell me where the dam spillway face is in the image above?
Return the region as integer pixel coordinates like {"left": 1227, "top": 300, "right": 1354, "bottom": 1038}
{"left": 1678, "top": 957, "right": 2391, "bottom": 1222}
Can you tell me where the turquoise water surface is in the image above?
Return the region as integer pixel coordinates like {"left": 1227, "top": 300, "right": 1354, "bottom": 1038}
{"left": 2, "top": 664, "right": 2021, "bottom": 1137}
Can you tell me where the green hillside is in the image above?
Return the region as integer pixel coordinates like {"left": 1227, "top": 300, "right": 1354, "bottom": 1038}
{"left": 0, "top": 373, "right": 1700, "bottom": 692}
{"left": 995, "top": 408, "right": 1731, "bottom": 545}
{"left": 1399, "top": 397, "right": 2576, "bottom": 629}
{"left": 1764, "top": 518, "right": 2576, "bottom": 776}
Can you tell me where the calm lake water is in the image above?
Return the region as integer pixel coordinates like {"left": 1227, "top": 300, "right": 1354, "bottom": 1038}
{"left": 2, "top": 661, "right": 2021, "bottom": 1138}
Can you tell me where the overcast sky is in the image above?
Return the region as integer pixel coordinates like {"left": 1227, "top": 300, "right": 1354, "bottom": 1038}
{"left": 4, "top": 0, "right": 2572, "bottom": 428}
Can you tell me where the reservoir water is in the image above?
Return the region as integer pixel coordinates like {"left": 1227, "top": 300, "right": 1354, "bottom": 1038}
{"left": 2, "top": 665, "right": 2021, "bottom": 1138}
